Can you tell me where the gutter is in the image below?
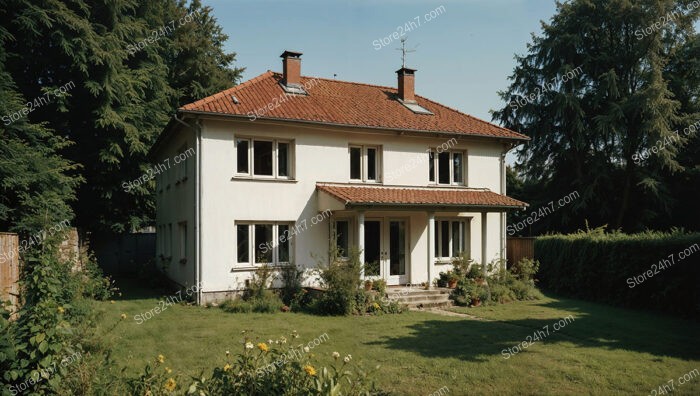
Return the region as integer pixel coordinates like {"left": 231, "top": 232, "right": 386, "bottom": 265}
{"left": 346, "top": 202, "right": 527, "bottom": 211}
{"left": 177, "top": 109, "right": 531, "bottom": 144}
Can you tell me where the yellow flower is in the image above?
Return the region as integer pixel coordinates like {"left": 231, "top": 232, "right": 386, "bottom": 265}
{"left": 303, "top": 365, "right": 317, "bottom": 376}
{"left": 164, "top": 377, "right": 176, "bottom": 392}
{"left": 223, "top": 363, "right": 232, "bottom": 372}
{"left": 257, "top": 342, "right": 269, "bottom": 352}
{"left": 157, "top": 354, "right": 165, "bottom": 364}
{"left": 120, "top": 313, "right": 127, "bottom": 320}
{"left": 57, "top": 307, "right": 65, "bottom": 314}
{"left": 373, "top": 302, "right": 380, "bottom": 309}
{"left": 165, "top": 367, "right": 172, "bottom": 374}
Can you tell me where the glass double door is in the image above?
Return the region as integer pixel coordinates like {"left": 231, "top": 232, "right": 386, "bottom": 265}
{"left": 363, "top": 218, "right": 408, "bottom": 285}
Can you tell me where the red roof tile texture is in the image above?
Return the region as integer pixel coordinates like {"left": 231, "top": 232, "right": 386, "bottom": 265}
{"left": 317, "top": 183, "right": 527, "bottom": 209}
{"left": 180, "top": 71, "right": 528, "bottom": 140}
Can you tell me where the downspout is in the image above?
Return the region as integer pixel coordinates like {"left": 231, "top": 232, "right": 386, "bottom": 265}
{"left": 500, "top": 150, "right": 507, "bottom": 270}
{"left": 195, "top": 119, "right": 203, "bottom": 305}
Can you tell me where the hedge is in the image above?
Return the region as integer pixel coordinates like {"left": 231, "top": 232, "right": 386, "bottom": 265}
{"left": 535, "top": 230, "right": 700, "bottom": 317}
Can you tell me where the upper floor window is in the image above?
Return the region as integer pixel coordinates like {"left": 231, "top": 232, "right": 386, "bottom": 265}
{"left": 350, "top": 145, "right": 381, "bottom": 182}
{"left": 236, "top": 138, "right": 293, "bottom": 179}
{"left": 429, "top": 150, "right": 465, "bottom": 185}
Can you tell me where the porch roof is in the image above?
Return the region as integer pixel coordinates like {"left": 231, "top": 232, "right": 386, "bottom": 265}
{"left": 317, "top": 183, "right": 527, "bottom": 211}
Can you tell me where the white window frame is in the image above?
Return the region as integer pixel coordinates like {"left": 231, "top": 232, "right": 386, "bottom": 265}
{"left": 430, "top": 149, "right": 467, "bottom": 186}
{"left": 349, "top": 144, "right": 382, "bottom": 183}
{"left": 434, "top": 218, "right": 470, "bottom": 262}
{"left": 235, "top": 137, "right": 294, "bottom": 179}
{"left": 235, "top": 222, "right": 294, "bottom": 266}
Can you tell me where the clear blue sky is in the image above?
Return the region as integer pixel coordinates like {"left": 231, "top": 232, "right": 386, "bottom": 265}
{"left": 203, "top": 0, "right": 558, "bottom": 123}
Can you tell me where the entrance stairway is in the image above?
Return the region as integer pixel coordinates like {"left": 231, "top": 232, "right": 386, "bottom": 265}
{"left": 386, "top": 286, "right": 453, "bottom": 309}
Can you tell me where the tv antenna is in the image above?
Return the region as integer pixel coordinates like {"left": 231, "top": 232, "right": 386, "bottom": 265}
{"left": 396, "top": 37, "right": 419, "bottom": 68}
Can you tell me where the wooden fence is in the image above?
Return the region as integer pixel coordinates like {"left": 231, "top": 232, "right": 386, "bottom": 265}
{"left": 507, "top": 237, "right": 536, "bottom": 268}
{"left": 0, "top": 232, "right": 20, "bottom": 314}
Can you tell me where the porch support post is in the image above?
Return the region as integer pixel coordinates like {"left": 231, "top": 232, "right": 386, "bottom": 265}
{"left": 481, "top": 211, "right": 488, "bottom": 277}
{"left": 358, "top": 211, "right": 365, "bottom": 278}
{"left": 427, "top": 212, "right": 435, "bottom": 289}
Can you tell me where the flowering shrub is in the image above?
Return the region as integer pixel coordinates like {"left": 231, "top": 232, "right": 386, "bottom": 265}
{"left": 125, "top": 332, "right": 388, "bottom": 395}
{"left": 449, "top": 256, "right": 542, "bottom": 307}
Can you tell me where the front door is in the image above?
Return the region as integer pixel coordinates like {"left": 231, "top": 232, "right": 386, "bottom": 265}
{"left": 386, "top": 219, "right": 408, "bottom": 285}
{"left": 362, "top": 218, "right": 408, "bottom": 285}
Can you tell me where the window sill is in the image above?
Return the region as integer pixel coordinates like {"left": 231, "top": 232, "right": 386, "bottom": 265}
{"left": 427, "top": 184, "right": 467, "bottom": 188}
{"left": 231, "top": 176, "right": 297, "bottom": 183}
{"left": 434, "top": 259, "right": 455, "bottom": 265}
{"left": 231, "top": 264, "right": 292, "bottom": 272}
{"left": 348, "top": 180, "right": 383, "bottom": 184}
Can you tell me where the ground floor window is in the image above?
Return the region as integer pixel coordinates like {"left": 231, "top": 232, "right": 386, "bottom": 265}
{"left": 333, "top": 219, "right": 354, "bottom": 258}
{"left": 434, "top": 219, "right": 469, "bottom": 260}
{"left": 236, "top": 222, "right": 293, "bottom": 265}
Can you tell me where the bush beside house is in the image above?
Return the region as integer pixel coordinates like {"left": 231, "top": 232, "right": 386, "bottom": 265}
{"left": 535, "top": 228, "right": 700, "bottom": 317}
{"left": 445, "top": 254, "right": 543, "bottom": 307}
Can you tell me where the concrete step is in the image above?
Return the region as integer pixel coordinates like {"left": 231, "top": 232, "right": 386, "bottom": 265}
{"left": 406, "top": 300, "right": 453, "bottom": 309}
{"left": 390, "top": 290, "right": 451, "bottom": 298}
{"left": 393, "top": 294, "right": 452, "bottom": 303}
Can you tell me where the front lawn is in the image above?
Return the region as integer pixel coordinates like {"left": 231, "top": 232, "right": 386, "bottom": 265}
{"left": 94, "top": 280, "right": 700, "bottom": 395}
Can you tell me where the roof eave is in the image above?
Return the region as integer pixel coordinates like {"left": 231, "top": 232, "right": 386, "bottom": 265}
{"left": 345, "top": 202, "right": 528, "bottom": 211}
{"left": 176, "top": 109, "right": 530, "bottom": 143}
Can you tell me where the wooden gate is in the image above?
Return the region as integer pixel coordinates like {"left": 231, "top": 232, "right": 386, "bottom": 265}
{"left": 507, "top": 237, "right": 535, "bottom": 268}
{"left": 0, "top": 232, "right": 20, "bottom": 314}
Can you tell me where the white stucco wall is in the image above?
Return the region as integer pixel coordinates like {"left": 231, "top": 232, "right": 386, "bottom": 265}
{"left": 154, "top": 124, "right": 197, "bottom": 288}
{"left": 192, "top": 118, "right": 508, "bottom": 294}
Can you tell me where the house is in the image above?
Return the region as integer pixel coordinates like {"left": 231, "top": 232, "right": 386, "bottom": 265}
{"left": 150, "top": 50, "right": 528, "bottom": 304}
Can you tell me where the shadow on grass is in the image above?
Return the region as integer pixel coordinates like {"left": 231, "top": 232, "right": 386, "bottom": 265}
{"left": 368, "top": 299, "right": 700, "bottom": 362}
{"left": 111, "top": 275, "right": 171, "bottom": 301}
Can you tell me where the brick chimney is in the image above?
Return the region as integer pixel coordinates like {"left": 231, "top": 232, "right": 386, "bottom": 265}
{"left": 396, "top": 67, "right": 416, "bottom": 102}
{"left": 280, "top": 50, "right": 303, "bottom": 87}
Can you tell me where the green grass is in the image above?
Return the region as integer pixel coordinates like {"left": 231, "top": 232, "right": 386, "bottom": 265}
{"left": 94, "top": 279, "right": 700, "bottom": 395}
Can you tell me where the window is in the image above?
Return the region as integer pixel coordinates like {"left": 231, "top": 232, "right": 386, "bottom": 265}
{"left": 236, "top": 222, "right": 293, "bottom": 265}
{"left": 176, "top": 145, "right": 190, "bottom": 182}
{"left": 434, "top": 219, "right": 469, "bottom": 260}
{"left": 429, "top": 149, "right": 466, "bottom": 185}
{"left": 254, "top": 224, "right": 273, "bottom": 263}
{"left": 237, "top": 224, "right": 249, "bottom": 263}
{"left": 236, "top": 138, "right": 293, "bottom": 179}
{"left": 333, "top": 219, "right": 353, "bottom": 257}
{"left": 178, "top": 222, "right": 187, "bottom": 262}
{"left": 236, "top": 139, "right": 249, "bottom": 173}
{"left": 253, "top": 140, "right": 273, "bottom": 176}
{"left": 349, "top": 145, "right": 381, "bottom": 182}
{"left": 350, "top": 147, "right": 362, "bottom": 180}
{"left": 278, "top": 142, "right": 289, "bottom": 177}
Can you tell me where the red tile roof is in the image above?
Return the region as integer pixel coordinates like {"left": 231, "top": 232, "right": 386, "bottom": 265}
{"left": 317, "top": 183, "right": 527, "bottom": 210}
{"left": 180, "top": 71, "right": 528, "bottom": 140}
